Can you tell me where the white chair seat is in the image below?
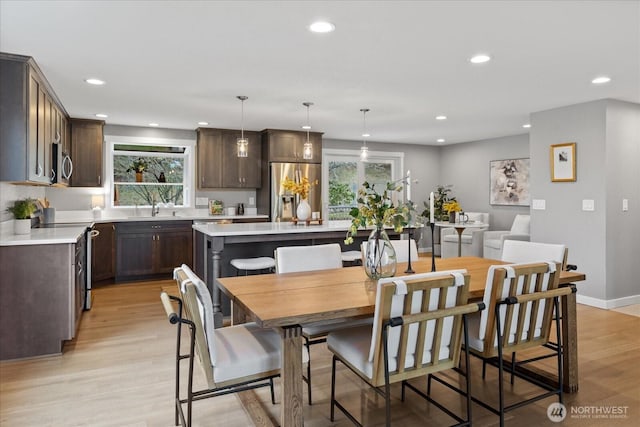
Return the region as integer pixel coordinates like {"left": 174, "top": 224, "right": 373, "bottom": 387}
{"left": 230, "top": 257, "right": 276, "bottom": 271}
{"left": 484, "top": 238, "right": 503, "bottom": 250}
{"left": 214, "top": 322, "right": 309, "bottom": 383}
{"left": 341, "top": 250, "right": 362, "bottom": 263}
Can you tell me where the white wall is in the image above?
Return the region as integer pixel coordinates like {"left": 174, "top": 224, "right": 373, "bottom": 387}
{"left": 439, "top": 134, "right": 530, "bottom": 231}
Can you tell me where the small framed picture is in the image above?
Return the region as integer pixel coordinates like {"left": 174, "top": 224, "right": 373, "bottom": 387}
{"left": 550, "top": 142, "right": 576, "bottom": 182}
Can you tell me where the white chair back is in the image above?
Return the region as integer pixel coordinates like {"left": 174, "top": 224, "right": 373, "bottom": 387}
{"left": 477, "top": 262, "right": 559, "bottom": 350}
{"left": 275, "top": 243, "right": 343, "bottom": 273}
{"left": 368, "top": 270, "right": 468, "bottom": 364}
{"left": 509, "top": 214, "right": 530, "bottom": 234}
{"left": 389, "top": 239, "right": 419, "bottom": 263}
{"left": 501, "top": 240, "right": 566, "bottom": 264}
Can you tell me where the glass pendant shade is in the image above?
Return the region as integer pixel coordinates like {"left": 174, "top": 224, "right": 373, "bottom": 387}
{"left": 303, "top": 141, "right": 313, "bottom": 160}
{"left": 360, "top": 108, "right": 370, "bottom": 162}
{"left": 236, "top": 96, "right": 248, "bottom": 158}
{"left": 237, "top": 137, "right": 248, "bottom": 157}
{"left": 302, "top": 102, "right": 313, "bottom": 160}
{"left": 360, "top": 145, "right": 369, "bottom": 161}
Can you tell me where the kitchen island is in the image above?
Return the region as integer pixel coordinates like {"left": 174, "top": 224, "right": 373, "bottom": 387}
{"left": 193, "top": 221, "right": 386, "bottom": 327}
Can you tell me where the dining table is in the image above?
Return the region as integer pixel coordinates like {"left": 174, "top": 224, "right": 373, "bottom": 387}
{"left": 216, "top": 256, "right": 586, "bottom": 427}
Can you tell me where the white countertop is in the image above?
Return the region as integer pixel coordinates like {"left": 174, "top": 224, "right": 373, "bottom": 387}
{"left": 193, "top": 220, "right": 354, "bottom": 237}
{"left": 0, "top": 225, "right": 90, "bottom": 246}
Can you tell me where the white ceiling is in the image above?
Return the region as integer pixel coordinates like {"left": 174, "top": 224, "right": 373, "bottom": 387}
{"left": 1, "top": 1, "right": 638, "bottom": 145}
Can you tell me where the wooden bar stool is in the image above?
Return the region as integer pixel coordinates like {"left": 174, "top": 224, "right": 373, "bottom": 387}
{"left": 230, "top": 257, "right": 276, "bottom": 275}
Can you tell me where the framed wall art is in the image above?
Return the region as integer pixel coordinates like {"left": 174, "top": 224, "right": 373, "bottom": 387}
{"left": 490, "top": 158, "right": 530, "bottom": 206}
{"left": 550, "top": 142, "right": 576, "bottom": 182}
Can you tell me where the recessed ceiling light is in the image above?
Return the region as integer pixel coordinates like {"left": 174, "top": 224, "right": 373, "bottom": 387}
{"left": 302, "top": 125, "right": 311, "bottom": 130}
{"left": 362, "top": 133, "right": 370, "bottom": 138}
{"left": 85, "top": 78, "right": 105, "bottom": 85}
{"left": 95, "top": 113, "right": 108, "bottom": 118}
{"left": 437, "top": 138, "right": 445, "bottom": 143}
{"left": 522, "top": 124, "right": 531, "bottom": 128}
{"left": 148, "top": 123, "right": 159, "bottom": 127}
{"left": 309, "top": 21, "right": 335, "bottom": 33}
{"left": 435, "top": 115, "right": 447, "bottom": 120}
{"left": 469, "top": 54, "right": 491, "bottom": 64}
{"left": 198, "top": 121, "right": 209, "bottom": 126}
{"left": 591, "top": 76, "right": 611, "bottom": 84}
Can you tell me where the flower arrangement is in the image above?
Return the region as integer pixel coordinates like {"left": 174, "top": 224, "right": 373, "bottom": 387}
{"left": 344, "top": 181, "right": 408, "bottom": 245}
{"left": 420, "top": 184, "right": 457, "bottom": 222}
{"left": 282, "top": 176, "right": 316, "bottom": 200}
{"left": 443, "top": 200, "right": 462, "bottom": 213}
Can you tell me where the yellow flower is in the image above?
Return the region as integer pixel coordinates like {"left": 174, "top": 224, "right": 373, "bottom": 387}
{"left": 282, "top": 176, "right": 317, "bottom": 200}
{"left": 442, "top": 201, "right": 462, "bottom": 213}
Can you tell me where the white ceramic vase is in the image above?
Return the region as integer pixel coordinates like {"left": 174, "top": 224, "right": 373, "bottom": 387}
{"left": 296, "top": 199, "right": 311, "bottom": 221}
{"left": 14, "top": 219, "right": 31, "bottom": 235}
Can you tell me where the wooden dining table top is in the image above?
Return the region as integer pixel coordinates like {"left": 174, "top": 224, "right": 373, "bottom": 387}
{"left": 216, "top": 256, "right": 586, "bottom": 329}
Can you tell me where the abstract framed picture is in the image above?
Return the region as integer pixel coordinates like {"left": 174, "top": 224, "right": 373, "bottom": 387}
{"left": 550, "top": 142, "right": 576, "bottom": 182}
{"left": 490, "top": 158, "right": 530, "bottom": 206}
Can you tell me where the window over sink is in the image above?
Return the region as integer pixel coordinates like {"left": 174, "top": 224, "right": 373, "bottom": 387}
{"left": 106, "top": 136, "right": 194, "bottom": 208}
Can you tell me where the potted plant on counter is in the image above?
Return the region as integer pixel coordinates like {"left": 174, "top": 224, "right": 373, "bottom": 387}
{"left": 6, "top": 198, "right": 37, "bottom": 235}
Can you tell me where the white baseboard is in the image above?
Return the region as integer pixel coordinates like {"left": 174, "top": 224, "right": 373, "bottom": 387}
{"left": 576, "top": 293, "right": 640, "bottom": 309}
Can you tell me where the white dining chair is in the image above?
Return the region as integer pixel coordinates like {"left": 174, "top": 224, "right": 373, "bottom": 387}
{"left": 160, "top": 264, "right": 308, "bottom": 426}
{"left": 327, "top": 270, "right": 483, "bottom": 426}
{"left": 463, "top": 261, "right": 573, "bottom": 427}
{"left": 274, "top": 243, "right": 370, "bottom": 404}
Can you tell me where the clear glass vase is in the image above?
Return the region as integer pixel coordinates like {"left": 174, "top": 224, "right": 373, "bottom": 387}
{"left": 363, "top": 228, "right": 397, "bottom": 279}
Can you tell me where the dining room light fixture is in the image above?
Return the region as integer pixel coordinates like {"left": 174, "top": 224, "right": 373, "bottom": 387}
{"left": 302, "top": 102, "right": 314, "bottom": 160}
{"left": 360, "top": 108, "right": 370, "bottom": 161}
{"left": 236, "top": 96, "right": 249, "bottom": 158}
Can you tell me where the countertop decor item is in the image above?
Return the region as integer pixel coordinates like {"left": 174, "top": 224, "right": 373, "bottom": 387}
{"left": 282, "top": 176, "right": 316, "bottom": 200}
{"left": 7, "top": 198, "right": 37, "bottom": 235}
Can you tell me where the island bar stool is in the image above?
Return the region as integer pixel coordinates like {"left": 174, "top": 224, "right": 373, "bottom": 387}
{"left": 230, "top": 257, "right": 276, "bottom": 275}
{"left": 341, "top": 250, "right": 362, "bottom": 266}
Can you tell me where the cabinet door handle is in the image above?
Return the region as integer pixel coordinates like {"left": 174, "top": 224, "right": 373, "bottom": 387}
{"left": 97, "top": 175, "right": 101, "bottom": 185}
{"left": 36, "top": 163, "right": 43, "bottom": 177}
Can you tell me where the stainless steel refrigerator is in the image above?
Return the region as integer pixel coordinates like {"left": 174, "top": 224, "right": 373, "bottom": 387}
{"left": 270, "top": 162, "right": 321, "bottom": 221}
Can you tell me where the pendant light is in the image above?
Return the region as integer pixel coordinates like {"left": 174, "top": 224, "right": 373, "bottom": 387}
{"left": 302, "top": 102, "right": 314, "bottom": 160}
{"left": 360, "top": 108, "right": 370, "bottom": 161}
{"left": 236, "top": 96, "right": 248, "bottom": 158}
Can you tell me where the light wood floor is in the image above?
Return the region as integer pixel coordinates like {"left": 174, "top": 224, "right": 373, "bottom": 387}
{"left": 1, "top": 279, "right": 638, "bottom": 426}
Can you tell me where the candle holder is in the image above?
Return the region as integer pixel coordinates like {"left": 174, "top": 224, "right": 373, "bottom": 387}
{"left": 404, "top": 227, "right": 415, "bottom": 274}
{"left": 430, "top": 222, "right": 436, "bottom": 272}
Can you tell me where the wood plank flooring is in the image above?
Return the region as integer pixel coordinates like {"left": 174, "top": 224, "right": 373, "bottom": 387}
{"left": 1, "top": 279, "right": 638, "bottom": 426}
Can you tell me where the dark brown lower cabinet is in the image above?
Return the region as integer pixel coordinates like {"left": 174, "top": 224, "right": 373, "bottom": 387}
{"left": 92, "top": 222, "right": 116, "bottom": 282}
{"left": 115, "top": 221, "right": 192, "bottom": 281}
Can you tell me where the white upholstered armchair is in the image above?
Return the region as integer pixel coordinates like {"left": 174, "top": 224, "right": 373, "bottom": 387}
{"left": 440, "top": 212, "right": 490, "bottom": 258}
{"left": 483, "top": 214, "right": 530, "bottom": 259}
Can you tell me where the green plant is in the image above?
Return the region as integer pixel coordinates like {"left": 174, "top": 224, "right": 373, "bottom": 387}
{"left": 420, "top": 184, "right": 457, "bottom": 222}
{"left": 344, "top": 181, "right": 408, "bottom": 244}
{"left": 6, "top": 198, "right": 37, "bottom": 219}
{"left": 126, "top": 157, "right": 148, "bottom": 173}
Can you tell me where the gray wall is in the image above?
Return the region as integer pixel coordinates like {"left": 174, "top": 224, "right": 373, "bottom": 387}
{"left": 605, "top": 100, "right": 640, "bottom": 301}
{"left": 439, "top": 134, "right": 530, "bottom": 231}
{"left": 530, "top": 99, "right": 639, "bottom": 305}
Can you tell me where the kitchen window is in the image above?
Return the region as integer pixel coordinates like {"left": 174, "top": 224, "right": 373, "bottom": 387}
{"left": 322, "top": 149, "right": 404, "bottom": 220}
{"left": 106, "top": 137, "right": 194, "bottom": 208}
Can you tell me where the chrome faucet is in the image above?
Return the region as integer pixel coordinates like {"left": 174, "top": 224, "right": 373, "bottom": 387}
{"left": 151, "top": 197, "right": 160, "bottom": 217}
